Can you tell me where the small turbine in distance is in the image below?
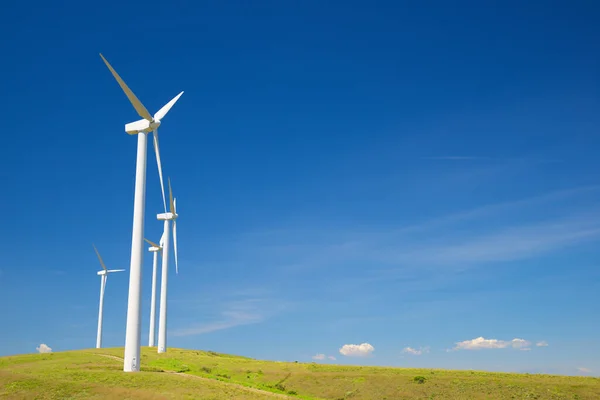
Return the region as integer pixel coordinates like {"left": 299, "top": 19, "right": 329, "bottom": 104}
{"left": 93, "top": 244, "right": 125, "bottom": 349}
{"left": 157, "top": 178, "right": 179, "bottom": 354}
{"left": 144, "top": 236, "right": 163, "bottom": 347}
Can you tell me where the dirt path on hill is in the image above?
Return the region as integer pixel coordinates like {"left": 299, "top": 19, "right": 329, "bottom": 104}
{"left": 93, "top": 353, "right": 123, "bottom": 362}
{"left": 90, "top": 353, "right": 294, "bottom": 399}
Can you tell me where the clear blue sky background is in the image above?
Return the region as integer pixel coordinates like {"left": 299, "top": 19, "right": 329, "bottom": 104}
{"left": 1, "top": 0, "right": 599, "bottom": 376}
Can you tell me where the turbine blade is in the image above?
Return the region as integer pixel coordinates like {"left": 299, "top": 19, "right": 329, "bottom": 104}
{"left": 154, "top": 91, "right": 184, "bottom": 121}
{"left": 173, "top": 218, "right": 178, "bottom": 275}
{"left": 153, "top": 129, "right": 167, "bottom": 213}
{"left": 93, "top": 244, "right": 108, "bottom": 271}
{"left": 168, "top": 178, "right": 175, "bottom": 214}
{"left": 144, "top": 238, "right": 160, "bottom": 248}
{"left": 99, "top": 53, "right": 153, "bottom": 122}
{"left": 107, "top": 269, "right": 126, "bottom": 273}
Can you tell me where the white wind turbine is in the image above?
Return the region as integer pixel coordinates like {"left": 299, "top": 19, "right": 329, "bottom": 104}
{"left": 144, "top": 235, "right": 163, "bottom": 347}
{"left": 93, "top": 244, "right": 125, "bottom": 349}
{"left": 157, "top": 178, "right": 179, "bottom": 354}
{"left": 99, "top": 53, "right": 183, "bottom": 372}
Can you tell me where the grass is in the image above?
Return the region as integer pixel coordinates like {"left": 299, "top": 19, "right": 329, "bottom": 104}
{"left": 1, "top": 347, "right": 599, "bottom": 399}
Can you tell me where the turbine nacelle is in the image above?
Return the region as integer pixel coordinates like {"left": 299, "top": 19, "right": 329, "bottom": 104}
{"left": 125, "top": 119, "right": 162, "bottom": 135}
{"left": 144, "top": 238, "right": 163, "bottom": 253}
{"left": 157, "top": 212, "right": 178, "bottom": 221}
{"left": 97, "top": 269, "right": 126, "bottom": 276}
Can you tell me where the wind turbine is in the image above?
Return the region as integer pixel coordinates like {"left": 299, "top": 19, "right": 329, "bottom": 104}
{"left": 93, "top": 244, "right": 125, "bottom": 349}
{"left": 99, "top": 53, "right": 183, "bottom": 372}
{"left": 144, "top": 236, "right": 163, "bottom": 347}
{"left": 157, "top": 178, "right": 179, "bottom": 353}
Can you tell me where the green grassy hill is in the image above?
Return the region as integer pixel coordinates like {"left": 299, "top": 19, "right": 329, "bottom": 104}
{"left": 1, "top": 347, "right": 599, "bottom": 399}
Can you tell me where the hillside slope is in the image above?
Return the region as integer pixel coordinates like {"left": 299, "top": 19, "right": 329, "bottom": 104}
{"left": 1, "top": 347, "right": 599, "bottom": 399}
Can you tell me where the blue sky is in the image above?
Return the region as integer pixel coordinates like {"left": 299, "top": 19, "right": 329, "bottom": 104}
{"left": 1, "top": 0, "right": 599, "bottom": 376}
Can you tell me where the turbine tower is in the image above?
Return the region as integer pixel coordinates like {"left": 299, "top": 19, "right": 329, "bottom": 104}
{"left": 144, "top": 236, "right": 163, "bottom": 347}
{"left": 157, "top": 178, "right": 179, "bottom": 353}
{"left": 99, "top": 53, "right": 183, "bottom": 372}
{"left": 93, "top": 244, "right": 125, "bottom": 349}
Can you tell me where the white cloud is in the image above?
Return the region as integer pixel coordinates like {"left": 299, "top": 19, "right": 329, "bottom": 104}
{"left": 577, "top": 367, "right": 592, "bottom": 374}
{"left": 402, "top": 346, "right": 429, "bottom": 356}
{"left": 36, "top": 344, "right": 52, "bottom": 353}
{"left": 328, "top": 355, "right": 336, "bottom": 360}
{"left": 339, "top": 343, "right": 374, "bottom": 357}
{"left": 536, "top": 341, "right": 549, "bottom": 347}
{"left": 452, "top": 337, "right": 531, "bottom": 351}
{"left": 511, "top": 338, "right": 532, "bottom": 350}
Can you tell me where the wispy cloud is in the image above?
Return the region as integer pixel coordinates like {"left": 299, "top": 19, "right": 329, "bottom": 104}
{"left": 536, "top": 341, "right": 549, "bottom": 347}
{"left": 422, "top": 156, "right": 563, "bottom": 163}
{"left": 390, "top": 185, "right": 599, "bottom": 236}
{"left": 211, "top": 184, "right": 600, "bottom": 313}
{"left": 238, "top": 185, "right": 600, "bottom": 280}
{"left": 577, "top": 367, "right": 592, "bottom": 374}
{"left": 312, "top": 353, "right": 337, "bottom": 361}
{"left": 171, "top": 311, "right": 262, "bottom": 336}
{"left": 171, "top": 298, "right": 283, "bottom": 337}
{"left": 451, "top": 337, "right": 532, "bottom": 351}
{"left": 402, "top": 346, "right": 430, "bottom": 356}
{"left": 382, "top": 213, "right": 600, "bottom": 268}
{"left": 422, "top": 156, "right": 493, "bottom": 161}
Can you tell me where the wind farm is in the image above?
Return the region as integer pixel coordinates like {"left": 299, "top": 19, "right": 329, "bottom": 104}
{"left": 3, "top": 50, "right": 588, "bottom": 400}
{"left": 2, "top": 2, "right": 600, "bottom": 399}
{"left": 92, "top": 245, "right": 125, "bottom": 349}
